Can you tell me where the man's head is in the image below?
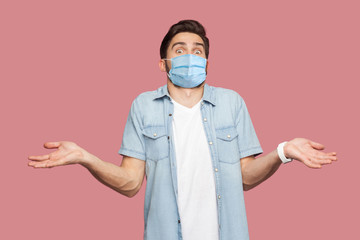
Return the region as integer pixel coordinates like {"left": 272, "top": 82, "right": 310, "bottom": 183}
{"left": 159, "top": 20, "right": 210, "bottom": 88}
{"left": 160, "top": 20, "right": 210, "bottom": 60}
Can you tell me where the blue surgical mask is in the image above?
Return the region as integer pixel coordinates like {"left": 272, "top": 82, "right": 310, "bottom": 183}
{"left": 164, "top": 54, "right": 207, "bottom": 88}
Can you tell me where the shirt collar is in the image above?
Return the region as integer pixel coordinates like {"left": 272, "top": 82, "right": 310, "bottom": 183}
{"left": 153, "top": 83, "right": 216, "bottom": 106}
{"left": 202, "top": 83, "right": 216, "bottom": 105}
{"left": 153, "top": 84, "right": 171, "bottom": 100}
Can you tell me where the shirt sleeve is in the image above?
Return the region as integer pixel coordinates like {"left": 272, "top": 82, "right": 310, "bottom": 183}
{"left": 118, "top": 98, "right": 146, "bottom": 161}
{"left": 235, "top": 95, "right": 263, "bottom": 159}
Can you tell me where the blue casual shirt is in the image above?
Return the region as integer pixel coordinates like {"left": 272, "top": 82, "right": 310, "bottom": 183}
{"left": 119, "top": 83, "right": 263, "bottom": 240}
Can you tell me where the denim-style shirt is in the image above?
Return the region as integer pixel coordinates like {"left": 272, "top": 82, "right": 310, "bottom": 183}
{"left": 119, "top": 83, "right": 263, "bottom": 240}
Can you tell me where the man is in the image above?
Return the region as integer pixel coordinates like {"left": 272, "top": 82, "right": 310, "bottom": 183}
{"left": 28, "top": 20, "right": 337, "bottom": 240}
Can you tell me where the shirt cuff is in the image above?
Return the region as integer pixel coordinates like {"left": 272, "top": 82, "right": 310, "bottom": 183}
{"left": 118, "top": 147, "right": 146, "bottom": 161}
{"left": 239, "top": 146, "right": 263, "bottom": 159}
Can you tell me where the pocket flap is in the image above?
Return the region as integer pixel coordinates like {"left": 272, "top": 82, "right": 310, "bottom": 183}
{"left": 142, "top": 126, "right": 167, "bottom": 139}
{"left": 216, "top": 127, "right": 238, "bottom": 141}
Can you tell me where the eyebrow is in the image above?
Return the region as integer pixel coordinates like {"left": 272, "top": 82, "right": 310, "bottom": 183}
{"left": 171, "top": 42, "right": 205, "bottom": 49}
{"left": 195, "top": 42, "right": 205, "bottom": 48}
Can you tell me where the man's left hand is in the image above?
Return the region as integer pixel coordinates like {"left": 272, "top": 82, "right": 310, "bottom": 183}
{"left": 284, "top": 138, "right": 337, "bottom": 168}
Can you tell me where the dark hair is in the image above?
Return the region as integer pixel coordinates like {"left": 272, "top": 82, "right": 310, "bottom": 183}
{"left": 160, "top": 20, "right": 210, "bottom": 59}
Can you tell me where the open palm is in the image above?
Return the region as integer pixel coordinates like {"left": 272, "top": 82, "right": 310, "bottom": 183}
{"left": 28, "top": 141, "right": 86, "bottom": 168}
{"left": 285, "top": 138, "right": 337, "bottom": 168}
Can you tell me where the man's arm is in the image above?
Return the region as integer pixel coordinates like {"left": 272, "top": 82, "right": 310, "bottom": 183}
{"left": 28, "top": 141, "right": 146, "bottom": 198}
{"left": 241, "top": 138, "right": 337, "bottom": 191}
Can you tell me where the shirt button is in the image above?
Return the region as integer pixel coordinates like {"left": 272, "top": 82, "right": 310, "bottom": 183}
{"left": 167, "top": 136, "right": 170, "bottom": 140}
{"left": 203, "top": 118, "right": 207, "bottom": 122}
{"left": 169, "top": 113, "right": 172, "bottom": 116}
{"left": 201, "top": 102, "right": 204, "bottom": 105}
{"left": 227, "top": 134, "right": 231, "bottom": 138}
{"left": 153, "top": 133, "right": 157, "bottom": 137}
{"left": 218, "top": 195, "right": 221, "bottom": 199}
{"left": 215, "top": 168, "right": 218, "bottom": 172}
{"left": 178, "top": 219, "right": 181, "bottom": 223}
{"left": 209, "top": 141, "right": 213, "bottom": 145}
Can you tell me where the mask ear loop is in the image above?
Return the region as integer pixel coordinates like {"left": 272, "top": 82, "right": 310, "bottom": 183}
{"left": 162, "top": 58, "right": 172, "bottom": 79}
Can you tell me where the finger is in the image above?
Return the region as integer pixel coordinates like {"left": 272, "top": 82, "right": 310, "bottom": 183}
{"left": 326, "top": 152, "right": 337, "bottom": 157}
{"left": 310, "top": 157, "right": 332, "bottom": 165}
{"left": 28, "top": 161, "right": 36, "bottom": 167}
{"left": 32, "top": 152, "right": 77, "bottom": 168}
{"left": 309, "top": 152, "right": 338, "bottom": 165}
{"left": 312, "top": 152, "right": 337, "bottom": 162}
{"left": 304, "top": 158, "right": 322, "bottom": 169}
{"left": 29, "top": 158, "right": 65, "bottom": 168}
{"left": 44, "top": 142, "right": 61, "bottom": 149}
{"left": 309, "top": 140, "right": 325, "bottom": 150}
{"left": 327, "top": 155, "right": 337, "bottom": 161}
{"left": 28, "top": 160, "right": 52, "bottom": 168}
{"left": 28, "top": 154, "right": 50, "bottom": 161}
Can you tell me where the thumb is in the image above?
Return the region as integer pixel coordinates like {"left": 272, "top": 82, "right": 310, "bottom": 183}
{"left": 309, "top": 140, "right": 325, "bottom": 150}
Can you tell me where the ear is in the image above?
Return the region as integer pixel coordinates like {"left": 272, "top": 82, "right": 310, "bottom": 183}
{"left": 159, "top": 59, "right": 167, "bottom": 72}
{"left": 206, "top": 60, "right": 209, "bottom": 73}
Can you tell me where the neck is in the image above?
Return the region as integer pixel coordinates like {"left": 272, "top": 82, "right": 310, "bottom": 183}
{"left": 167, "top": 79, "right": 205, "bottom": 108}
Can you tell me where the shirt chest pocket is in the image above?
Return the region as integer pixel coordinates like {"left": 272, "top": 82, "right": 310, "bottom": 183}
{"left": 142, "top": 126, "right": 169, "bottom": 161}
{"left": 215, "top": 127, "right": 241, "bottom": 164}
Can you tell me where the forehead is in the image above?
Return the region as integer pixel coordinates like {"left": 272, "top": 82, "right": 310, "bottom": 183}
{"left": 169, "top": 32, "right": 204, "bottom": 47}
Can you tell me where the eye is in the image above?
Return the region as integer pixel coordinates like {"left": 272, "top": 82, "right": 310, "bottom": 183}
{"left": 176, "top": 49, "right": 184, "bottom": 54}
{"left": 194, "top": 50, "right": 202, "bottom": 54}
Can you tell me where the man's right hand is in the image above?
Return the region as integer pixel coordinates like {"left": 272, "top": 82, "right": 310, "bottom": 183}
{"left": 28, "top": 141, "right": 88, "bottom": 168}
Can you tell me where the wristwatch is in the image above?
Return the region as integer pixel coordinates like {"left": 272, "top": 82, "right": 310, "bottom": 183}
{"left": 277, "top": 141, "right": 293, "bottom": 164}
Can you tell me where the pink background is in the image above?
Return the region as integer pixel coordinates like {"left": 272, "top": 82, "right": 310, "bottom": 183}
{"left": 1, "top": 0, "right": 359, "bottom": 239}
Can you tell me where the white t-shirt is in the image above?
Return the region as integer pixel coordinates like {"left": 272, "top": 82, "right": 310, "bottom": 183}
{"left": 171, "top": 98, "right": 219, "bottom": 240}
